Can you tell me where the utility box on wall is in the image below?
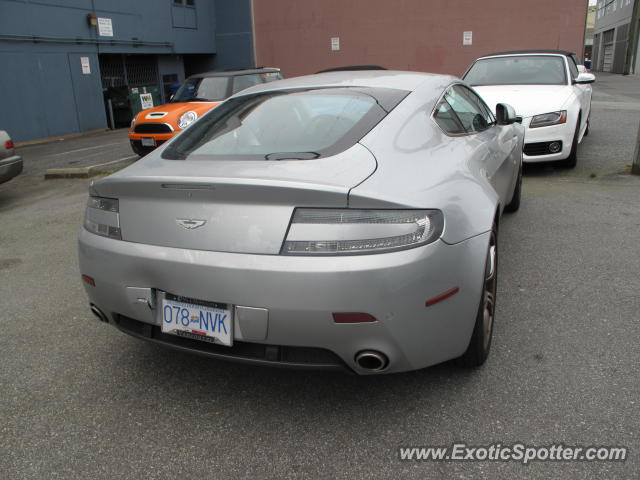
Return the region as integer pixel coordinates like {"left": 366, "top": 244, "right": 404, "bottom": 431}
{"left": 128, "top": 85, "right": 162, "bottom": 117}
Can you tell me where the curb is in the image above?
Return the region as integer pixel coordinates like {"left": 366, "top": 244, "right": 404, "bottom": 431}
{"left": 44, "top": 155, "right": 139, "bottom": 179}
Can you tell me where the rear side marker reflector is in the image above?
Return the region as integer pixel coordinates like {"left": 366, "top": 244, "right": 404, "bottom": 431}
{"left": 333, "top": 313, "right": 377, "bottom": 323}
{"left": 425, "top": 287, "right": 459, "bottom": 307}
{"left": 82, "top": 275, "right": 96, "bottom": 287}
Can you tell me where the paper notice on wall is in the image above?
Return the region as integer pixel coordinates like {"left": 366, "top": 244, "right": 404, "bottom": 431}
{"left": 97, "top": 17, "right": 113, "bottom": 37}
{"left": 463, "top": 31, "right": 473, "bottom": 46}
{"left": 80, "top": 56, "right": 91, "bottom": 74}
{"left": 140, "top": 93, "right": 154, "bottom": 110}
{"left": 331, "top": 37, "right": 340, "bottom": 51}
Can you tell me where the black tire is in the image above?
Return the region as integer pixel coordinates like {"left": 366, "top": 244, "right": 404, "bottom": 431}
{"left": 457, "top": 224, "right": 498, "bottom": 367}
{"left": 560, "top": 115, "right": 580, "bottom": 168}
{"left": 130, "top": 140, "right": 153, "bottom": 157}
{"left": 504, "top": 162, "right": 522, "bottom": 213}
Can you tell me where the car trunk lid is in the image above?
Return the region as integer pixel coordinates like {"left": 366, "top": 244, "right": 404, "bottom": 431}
{"left": 92, "top": 143, "right": 376, "bottom": 254}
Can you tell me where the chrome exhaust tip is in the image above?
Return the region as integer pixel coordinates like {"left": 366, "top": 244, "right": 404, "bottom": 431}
{"left": 90, "top": 305, "right": 109, "bottom": 323}
{"left": 355, "top": 350, "right": 389, "bottom": 371}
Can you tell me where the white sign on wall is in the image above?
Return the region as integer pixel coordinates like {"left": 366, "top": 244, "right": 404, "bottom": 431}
{"left": 463, "top": 31, "right": 473, "bottom": 46}
{"left": 331, "top": 37, "right": 340, "bottom": 51}
{"left": 140, "top": 93, "right": 154, "bottom": 110}
{"left": 97, "top": 17, "right": 113, "bottom": 37}
{"left": 80, "top": 56, "right": 91, "bottom": 75}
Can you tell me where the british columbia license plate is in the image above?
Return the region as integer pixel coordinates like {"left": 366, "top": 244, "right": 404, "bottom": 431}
{"left": 161, "top": 294, "right": 232, "bottom": 346}
{"left": 141, "top": 137, "right": 155, "bottom": 147}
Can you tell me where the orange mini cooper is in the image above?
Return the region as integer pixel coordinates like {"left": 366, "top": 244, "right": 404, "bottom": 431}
{"left": 129, "top": 68, "right": 283, "bottom": 156}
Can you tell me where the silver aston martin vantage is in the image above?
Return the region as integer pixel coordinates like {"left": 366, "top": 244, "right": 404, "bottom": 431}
{"left": 78, "top": 70, "right": 524, "bottom": 374}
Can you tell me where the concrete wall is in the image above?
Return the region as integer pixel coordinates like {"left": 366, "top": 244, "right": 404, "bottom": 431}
{"left": 594, "top": 0, "right": 634, "bottom": 33}
{"left": 0, "top": 46, "right": 106, "bottom": 141}
{"left": 158, "top": 54, "right": 186, "bottom": 103}
{"left": 592, "top": 0, "right": 635, "bottom": 73}
{"left": 0, "top": 0, "right": 254, "bottom": 142}
{"left": 214, "top": 0, "right": 255, "bottom": 70}
{"left": 253, "top": 0, "right": 588, "bottom": 78}
{"left": 0, "top": 0, "right": 218, "bottom": 55}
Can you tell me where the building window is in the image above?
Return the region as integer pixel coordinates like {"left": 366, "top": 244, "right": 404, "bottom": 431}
{"left": 171, "top": 0, "right": 197, "bottom": 28}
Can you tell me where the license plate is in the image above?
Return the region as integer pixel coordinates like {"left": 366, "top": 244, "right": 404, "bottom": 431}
{"left": 141, "top": 137, "right": 155, "bottom": 147}
{"left": 161, "top": 294, "right": 232, "bottom": 346}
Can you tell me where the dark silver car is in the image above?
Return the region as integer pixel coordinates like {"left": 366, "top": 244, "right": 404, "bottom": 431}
{"left": 0, "top": 130, "right": 22, "bottom": 184}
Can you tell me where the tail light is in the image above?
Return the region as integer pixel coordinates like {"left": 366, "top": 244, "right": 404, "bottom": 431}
{"left": 5, "top": 140, "right": 14, "bottom": 150}
{"left": 84, "top": 196, "right": 121, "bottom": 239}
{"left": 281, "top": 208, "right": 444, "bottom": 255}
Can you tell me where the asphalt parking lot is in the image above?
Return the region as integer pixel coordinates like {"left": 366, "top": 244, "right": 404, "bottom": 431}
{"left": 1, "top": 73, "right": 639, "bottom": 479}
{"left": 16, "top": 128, "right": 135, "bottom": 177}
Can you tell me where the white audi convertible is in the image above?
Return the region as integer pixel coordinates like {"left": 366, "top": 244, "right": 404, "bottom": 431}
{"left": 463, "top": 50, "right": 595, "bottom": 168}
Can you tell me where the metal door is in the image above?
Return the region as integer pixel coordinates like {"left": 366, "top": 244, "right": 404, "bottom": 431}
{"left": 602, "top": 29, "right": 615, "bottom": 72}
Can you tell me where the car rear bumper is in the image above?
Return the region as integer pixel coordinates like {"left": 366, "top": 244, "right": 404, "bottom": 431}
{"left": 0, "top": 155, "right": 23, "bottom": 184}
{"left": 111, "top": 314, "right": 349, "bottom": 371}
{"left": 78, "top": 229, "right": 490, "bottom": 374}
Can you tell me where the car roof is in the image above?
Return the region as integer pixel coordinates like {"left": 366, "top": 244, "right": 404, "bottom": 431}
{"left": 188, "top": 68, "right": 281, "bottom": 79}
{"left": 480, "top": 50, "right": 576, "bottom": 59}
{"left": 232, "top": 70, "right": 459, "bottom": 96}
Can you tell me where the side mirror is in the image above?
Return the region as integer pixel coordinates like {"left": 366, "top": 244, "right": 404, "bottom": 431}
{"left": 574, "top": 72, "right": 596, "bottom": 84}
{"left": 577, "top": 65, "right": 587, "bottom": 74}
{"left": 496, "top": 103, "right": 521, "bottom": 125}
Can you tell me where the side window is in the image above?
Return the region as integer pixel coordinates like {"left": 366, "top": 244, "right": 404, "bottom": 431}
{"left": 433, "top": 100, "right": 466, "bottom": 135}
{"left": 567, "top": 57, "right": 579, "bottom": 81}
{"left": 460, "top": 85, "right": 495, "bottom": 126}
{"left": 231, "top": 74, "right": 263, "bottom": 94}
{"left": 445, "top": 85, "right": 492, "bottom": 133}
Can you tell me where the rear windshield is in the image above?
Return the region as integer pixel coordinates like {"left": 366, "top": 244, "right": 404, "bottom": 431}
{"left": 463, "top": 55, "right": 568, "bottom": 86}
{"left": 162, "top": 87, "right": 407, "bottom": 160}
{"left": 171, "top": 77, "right": 230, "bottom": 102}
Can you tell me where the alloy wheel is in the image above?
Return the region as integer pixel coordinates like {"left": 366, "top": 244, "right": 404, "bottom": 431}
{"left": 482, "top": 231, "right": 497, "bottom": 351}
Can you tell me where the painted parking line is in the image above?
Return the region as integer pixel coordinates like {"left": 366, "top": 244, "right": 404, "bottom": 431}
{"left": 47, "top": 142, "right": 123, "bottom": 157}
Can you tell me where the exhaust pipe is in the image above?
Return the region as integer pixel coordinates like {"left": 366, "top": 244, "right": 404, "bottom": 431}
{"left": 90, "top": 305, "right": 109, "bottom": 323}
{"left": 355, "top": 350, "right": 389, "bottom": 372}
